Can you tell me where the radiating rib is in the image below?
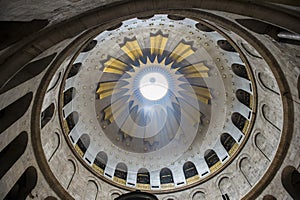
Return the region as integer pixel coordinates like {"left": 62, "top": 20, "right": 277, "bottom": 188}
{"left": 150, "top": 34, "right": 168, "bottom": 55}
{"left": 179, "top": 63, "right": 209, "bottom": 78}
{"left": 96, "top": 81, "right": 121, "bottom": 99}
{"left": 121, "top": 39, "right": 143, "bottom": 61}
{"left": 170, "top": 42, "right": 195, "bottom": 63}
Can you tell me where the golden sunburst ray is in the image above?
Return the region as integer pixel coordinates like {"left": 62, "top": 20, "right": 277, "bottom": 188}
{"left": 96, "top": 81, "right": 118, "bottom": 99}
{"left": 103, "top": 57, "right": 129, "bottom": 75}
{"left": 120, "top": 38, "right": 143, "bottom": 61}
{"left": 170, "top": 41, "right": 195, "bottom": 63}
{"left": 177, "top": 63, "right": 209, "bottom": 78}
{"left": 150, "top": 32, "right": 168, "bottom": 55}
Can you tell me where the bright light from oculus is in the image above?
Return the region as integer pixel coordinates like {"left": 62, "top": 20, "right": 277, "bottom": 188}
{"left": 139, "top": 72, "right": 169, "bottom": 101}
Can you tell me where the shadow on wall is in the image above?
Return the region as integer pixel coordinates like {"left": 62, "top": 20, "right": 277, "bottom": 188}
{"left": 0, "top": 19, "right": 49, "bottom": 51}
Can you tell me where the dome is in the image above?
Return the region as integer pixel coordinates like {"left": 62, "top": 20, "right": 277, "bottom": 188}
{"left": 0, "top": 1, "right": 299, "bottom": 200}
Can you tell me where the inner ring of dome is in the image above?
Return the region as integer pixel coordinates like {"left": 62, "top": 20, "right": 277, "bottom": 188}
{"left": 139, "top": 72, "right": 168, "bottom": 101}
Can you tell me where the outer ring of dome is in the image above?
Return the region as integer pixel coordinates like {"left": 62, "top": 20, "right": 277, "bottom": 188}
{"left": 28, "top": 7, "right": 296, "bottom": 198}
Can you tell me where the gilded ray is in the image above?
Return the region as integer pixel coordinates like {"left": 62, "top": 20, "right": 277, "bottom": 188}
{"left": 179, "top": 63, "right": 209, "bottom": 78}
{"left": 150, "top": 34, "right": 168, "bottom": 55}
{"left": 121, "top": 39, "right": 143, "bottom": 61}
{"left": 189, "top": 86, "right": 211, "bottom": 104}
{"left": 170, "top": 42, "right": 195, "bottom": 63}
{"left": 96, "top": 82, "right": 118, "bottom": 99}
{"left": 192, "top": 86, "right": 211, "bottom": 98}
{"left": 103, "top": 57, "right": 128, "bottom": 75}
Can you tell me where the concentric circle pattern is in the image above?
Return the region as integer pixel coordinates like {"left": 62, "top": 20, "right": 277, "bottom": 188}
{"left": 59, "top": 15, "right": 256, "bottom": 191}
{"left": 1, "top": 1, "right": 299, "bottom": 200}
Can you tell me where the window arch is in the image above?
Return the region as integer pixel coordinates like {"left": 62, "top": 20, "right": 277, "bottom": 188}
{"left": 231, "top": 64, "right": 249, "bottom": 80}
{"left": 231, "top": 112, "right": 248, "bottom": 134}
{"left": 75, "top": 134, "right": 90, "bottom": 157}
{"left": 137, "top": 168, "right": 150, "bottom": 190}
{"left": 236, "top": 89, "right": 252, "bottom": 108}
{"left": 204, "top": 149, "right": 221, "bottom": 172}
{"left": 46, "top": 132, "right": 60, "bottom": 162}
{"left": 107, "top": 23, "right": 123, "bottom": 31}
{"left": 217, "top": 40, "right": 237, "bottom": 52}
{"left": 81, "top": 40, "right": 97, "bottom": 53}
{"left": 220, "top": 133, "right": 238, "bottom": 156}
{"left": 254, "top": 133, "right": 272, "bottom": 161}
{"left": 84, "top": 180, "right": 99, "bottom": 200}
{"left": 67, "top": 63, "right": 82, "bottom": 79}
{"left": 64, "top": 111, "right": 79, "bottom": 134}
{"left": 192, "top": 191, "right": 206, "bottom": 200}
{"left": 183, "top": 161, "right": 199, "bottom": 184}
{"left": 113, "top": 163, "right": 128, "bottom": 185}
{"left": 167, "top": 15, "right": 185, "bottom": 20}
{"left": 41, "top": 103, "right": 55, "bottom": 128}
{"left": 63, "top": 87, "right": 76, "bottom": 106}
{"left": 160, "top": 168, "right": 174, "bottom": 189}
{"left": 93, "top": 151, "right": 107, "bottom": 175}
{"left": 195, "top": 22, "right": 213, "bottom": 32}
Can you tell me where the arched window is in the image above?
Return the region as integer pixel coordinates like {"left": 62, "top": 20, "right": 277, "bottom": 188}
{"left": 93, "top": 151, "right": 107, "bottom": 175}
{"left": 231, "top": 64, "right": 249, "bottom": 80}
{"left": 84, "top": 180, "right": 99, "bottom": 200}
{"left": 113, "top": 163, "right": 128, "bottom": 185}
{"left": 167, "top": 15, "right": 185, "bottom": 20}
{"left": 217, "top": 40, "right": 236, "bottom": 52}
{"left": 160, "top": 168, "right": 174, "bottom": 184}
{"left": 231, "top": 112, "right": 248, "bottom": 134}
{"left": 218, "top": 177, "right": 238, "bottom": 200}
{"left": 63, "top": 87, "right": 76, "bottom": 106}
{"left": 204, "top": 149, "right": 221, "bottom": 172}
{"left": 75, "top": 134, "right": 90, "bottom": 157}
{"left": 236, "top": 89, "right": 252, "bottom": 108}
{"left": 64, "top": 111, "right": 79, "bottom": 133}
{"left": 67, "top": 63, "right": 82, "bottom": 79}
{"left": 196, "top": 22, "right": 213, "bottom": 32}
{"left": 137, "top": 168, "right": 150, "bottom": 190}
{"left": 192, "top": 191, "right": 206, "bottom": 200}
{"left": 81, "top": 40, "right": 97, "bottom": 52}
{"left": 107, "top": 23, "right": 123, "bottom": 31}
{"left": 183, "top": 161, "right": 199, "bottom": 184}
{"left": 4, "top": 166, "right": 37, "bottom": 200}
{"left": 41, "top": 103, "right": 55, "bottom": 128}
{"left": 220, "top": 133, "right": 238, "bottom": 156}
